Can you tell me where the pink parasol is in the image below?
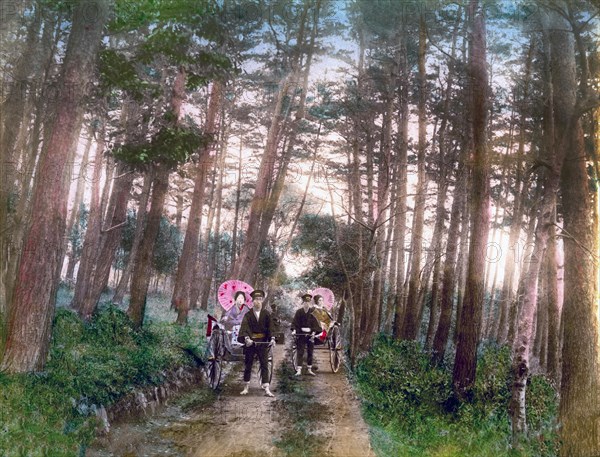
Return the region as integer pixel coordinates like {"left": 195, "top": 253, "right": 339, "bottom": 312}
{"left": 218, "top": 280, "right": 254, "bottom": 311}
{"left": 311, "top": 287, "right": 334, "bottom": 310}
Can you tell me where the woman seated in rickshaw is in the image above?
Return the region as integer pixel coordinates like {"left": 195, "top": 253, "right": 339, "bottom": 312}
{"left": 310, "top": 294, "right": 334, "bottom": 343}
{"left": 220, "top": 291, "right": 249, "bottom": 351}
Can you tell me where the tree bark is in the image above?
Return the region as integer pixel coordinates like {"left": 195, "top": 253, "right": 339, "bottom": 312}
{"left": 452, "top": 0, "right": 490, "bottom": 400}
{"left": 495, "top": 42, "right": 534, "bottom": 344}
{"left": 200, "top": 121, "right": 228, "bottom": 308}
{"left": 432, "top": 147, "right": 468, "bottom": 364}
{"left": 509, "top": 188, "right": 559, "bottom": 442}
{"left": 231, "top": 138, "right": 244, "bottom": 266}
{"left": 0, "top": 8, "right": 52, "bottom": 343}
{"left": 400, "top": 16, "right": 428, "bottom": 340}
{"left": 128, "top": 167, "right": 169, "bottom": 328}
{"left": 74, "top": 159, "right": 134, "bottom": 319}
{"left": 554, "top": 5, "right": 600, "bottom": 453}
{"left": 64, "top": 132, "right": 93, "bottom": 282}
{"left": 232, "top": 0, "right": 322, "bottom": 282}
{"left": 172, "top": 80, "right": 223, "bottom": 324}
{"left": 0, "top": 0, "right": 109, "bottom": 372}
{"left": 112, "top": 175, "right": 151, "bottom": 304}
{"left": 545, "top": 223, "right": 560, "bottom": 384}
{"left": 392, "top": 42, "right": 409, "bottom": 338}
{"left": 128, "top": 64, "right": 188, "bottom": 327}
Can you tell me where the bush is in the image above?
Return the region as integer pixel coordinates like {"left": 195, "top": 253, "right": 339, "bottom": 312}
{"left": 353, "top": 336, "right": 559, "bottom": 457}
{"left": 0, "top": 305, "right": 204, "bottom": 455}
{"left": 355, "top": 335, "right": 451, "bottom": 425}
{"left": 474, "top": 343, "right": 512, "bottom": 413}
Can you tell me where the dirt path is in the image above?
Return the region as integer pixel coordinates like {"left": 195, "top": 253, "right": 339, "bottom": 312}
{"left": 165, "top": 342, "right": 285, "bottom": 457}
{"left": 87, "top": 339, "right": 375, "bottom": 457}
{"left": 309, "top": 348, "right": 375, "bottom": 457}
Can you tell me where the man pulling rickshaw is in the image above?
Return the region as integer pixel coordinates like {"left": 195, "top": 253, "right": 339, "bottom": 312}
{"left": 290, "top": 287, "right": 343, "bottom": 374}
{"left": 237, "top": 289, "right": 276, "bottom": 397}
{"left": 204, "top": 281, "right": 275, "bottom": 395}
{"left": 291, "top": 293, "right": 322, "bottom": 376}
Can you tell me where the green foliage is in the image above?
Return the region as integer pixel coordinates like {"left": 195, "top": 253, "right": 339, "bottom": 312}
{"left": 292, "top": 213, "right": 336, "bottom": 254}
{"left": 356, "top": 336, "right": 451, "bottom": 425}
{"left": 0, "top": 306, "right": 204, "bottom": 454}
{"left": 292, "top": 213, "right": 348, "bottom": 292}
{"left": 114, "top": 124, "right": 209, "bottom": 169}
{"left": 473, "top": 343, "right": 512, "bottom": 411}
{"left": 525, "top": 376, "right": 558, "bottom": 432}
{"left": 98, "top": 49, "right": 156, "bottom": 100}
{"left": 354, "top": 337, "right": 559, "bottom": 457}
{"left": 258, "top": 241, "right": 279, "bottom": 279}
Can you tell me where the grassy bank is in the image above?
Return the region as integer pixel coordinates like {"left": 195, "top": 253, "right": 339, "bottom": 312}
{"left": 354, "top": 336, "right": 559, "bottom": 457}
{"left": 0, "top": 303, "right": 205, "bottom": 456}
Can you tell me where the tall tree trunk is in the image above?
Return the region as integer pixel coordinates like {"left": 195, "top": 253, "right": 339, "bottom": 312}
{"left": 495, "top": 42, "right": 534, "bottom": 344}
{"left": 366, "top": 68, "right": 394, "bottom": 339}
{"left": 423, "top": 12, "right": 460, "bottom": 347}
{"left": 75, "top": 160, "right": 134, "bottom": 319}
{"left": 72, "top": 99, "right": 135, "bottom": 320}
{"left": 507, "top": 198, "right": 538, "bottom": 347}
{"left": 270, "top": 142, "right": 319, "bottom": 288}
{"left": 421, "top": 176, "right": 448, "bottom": 345}
{"left": 172, "top": 80, "right": 223, "bottom": 324}
{"left": 452, "top": 0, "right": 489, "bottom": 400}
{"left": 72, "top": 128, "right": 106, "bottom": 312}
{"left": 231, "top": 74, "right": 293, "bottom": 281}
{"left": 129, "top": 62, "right": 189, "bottom": 327}
{"left": 553, "top": 6, "right": 600, "bottom": 454}
{"left": 392, "top": 43, "right": 409, "bottom": 338}
{"left": 0, "top": 8, "right": 56, "bottom": 344}
{"left": 232, "top": 0, "right": 321, "bottom": 282}
{"left": 545, "top": 223, "right": 560, "bottom": 384}
{"left": 231, "top": 138, "right": 244, "bottom": 266}
{"left": 197, "top": 149, "right": 220, "bottom": 310}
{"left": 384, "top": 161, "right": 399, "bottom": 334}
{"left": 509, "top": 188, "right": 559, "bottom": 441}
{"left": 128, "top": 167, "right": 169, "bottom": 328}
{"left": 201, "top": 123, "right": 228, "bottom": 307}
{"left": 432, "top": 146, "right": 468, "bottom": 364}
{"left": 452, "top": 196, "right": 470, "bottom": 345}
{"left": 400, "top": 17, "right": 428, "bottom": 340}
{"left": 112, "top": 175, "right": 151, "bottom": 304}
{"left": 65, "top": 133, "right": 93, "bottom": 282}
{"left": 533, "top": 262, "right": 548, "bottom": 370}
{"left": 0, "top": 0, "right": 109, "bottom": 372}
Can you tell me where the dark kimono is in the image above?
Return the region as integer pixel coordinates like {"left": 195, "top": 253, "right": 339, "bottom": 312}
{"left": 237, "top": 309, "right": 274, "bottom": 383}
{"left": 292, "top": 308, "right": 321, "bottom": 366}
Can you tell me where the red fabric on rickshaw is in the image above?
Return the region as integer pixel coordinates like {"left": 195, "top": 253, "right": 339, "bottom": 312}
{"left": 206, "top": 314, "right": 218, "bottom": 337}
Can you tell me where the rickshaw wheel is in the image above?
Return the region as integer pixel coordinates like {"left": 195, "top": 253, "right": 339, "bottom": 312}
{"left": 329, "top": 325, "right": 342, "bottom": 373}
{"left": 206, "top": 328, "right": 224, "bottom": 389}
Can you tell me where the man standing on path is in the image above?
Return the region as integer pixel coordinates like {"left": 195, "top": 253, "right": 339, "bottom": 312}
{"left": 292, "top": 293, "right": 322, "bottom": 376}
{"left": 237, "top": 289, "right": 276, "bottom": 397}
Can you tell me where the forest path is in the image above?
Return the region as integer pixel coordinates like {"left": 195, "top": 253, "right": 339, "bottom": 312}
{"left": 299, "top": 347, "right": 376, "bottom": 457}
{"left": 87, "top": 336, "right": 375, "bottom": 457}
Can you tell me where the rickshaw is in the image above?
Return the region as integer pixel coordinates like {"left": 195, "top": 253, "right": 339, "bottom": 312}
{"left": 291, "top": 287, "right": 342, "bottom": 373}
{"left": 204, "top": 280, "right": 274, "bottom": 390}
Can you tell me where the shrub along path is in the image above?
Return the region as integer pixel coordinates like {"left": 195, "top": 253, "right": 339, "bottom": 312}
{"left": 87, "top": 337, "right": 375, "bottom": 457}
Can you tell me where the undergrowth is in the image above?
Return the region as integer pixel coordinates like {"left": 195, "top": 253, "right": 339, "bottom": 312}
{"left": 0, "top": 304, "right": 205, "bottom": 456}
{"left": 354, "top": 335, "right": 559, "bottom": 457}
